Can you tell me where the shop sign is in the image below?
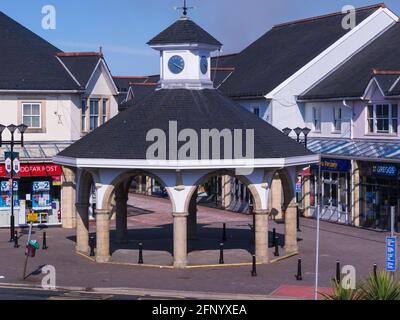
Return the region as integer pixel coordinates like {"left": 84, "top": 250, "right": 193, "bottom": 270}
{"left": 0, "top": 180, "right": 18, "bottom": 192}
{"left": 318, "top": 159, "right": 351, "bottom": 172}
{"left": 372, "top": 164, "right": 398, "bottom": 177}
{"left": 386, "top": 237, "right": 397, "bottom": 272}
{"left": 27, "top": 213, "right": 39, "bottom": 223}
{"left": 0, "top": 163, "right": 62, "bottom": 178}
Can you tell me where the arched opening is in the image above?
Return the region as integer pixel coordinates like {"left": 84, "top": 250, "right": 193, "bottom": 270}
{"left": 99, "top": 170, "right": 176, "bottom": 265}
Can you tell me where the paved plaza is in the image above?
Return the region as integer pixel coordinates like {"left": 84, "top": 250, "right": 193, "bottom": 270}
{"left": 0, "top": 194, "right": 392, "bottom": 299}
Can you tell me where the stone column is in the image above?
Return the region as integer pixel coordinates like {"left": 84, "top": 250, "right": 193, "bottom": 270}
{"left": 173, "top": 212, "right": 188, "bottom": 268}
{"left": 146, "top": 177, "right": 153, "bottom": 196}
{"left": 254, "top": 210, "right": 269, "bottom": 264}
{"left": 284, "top": 202, "right": 298, "bottom": 254}
{"left": 270, "top": 176, "right": 283, "bottom": 220}
{"left": 303, "top": 176, "right": 312, "bottom": 218}
{"left": 187, "top": 191, "right": 198, "bottom": 240}
{"left": 61, "top": 167, "right": 76, "bottom": 229}
{"left": 352, "top": 160, "right": 361, "bottom": 227}
{"left": 75, "top": 203, "right": 89, "bottom": 254}
{"left": 95, "top": 209, "right": 111, "bottom": 263}
{"left": 222, "top": 176, "right": 232, "bottom": 210}
{"left": 115, "top": 196, "right": 128, "bottom": 244}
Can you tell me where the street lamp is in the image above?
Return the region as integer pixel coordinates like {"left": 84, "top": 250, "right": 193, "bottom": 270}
{"left": 302, "top": 127, "right": 311, "bottom": 148}
{"left": 294, "top": 127, "right": 303, "bottom": 143}
{"left": 0, "top": 124, "right": 27, "bottom": 243}
{"left": 282, "top": 128, "right": 292, "bottom": 136}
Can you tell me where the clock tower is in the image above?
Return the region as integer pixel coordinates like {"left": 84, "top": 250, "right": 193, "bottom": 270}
{"left": 147, "top": 12, "right": 222, "bottom": 90}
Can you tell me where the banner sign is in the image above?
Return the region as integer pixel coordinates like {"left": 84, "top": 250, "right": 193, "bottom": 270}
{"left": 0, "top": 163, "right": 62, "bottom": 178}
{"left": 4, "top": 152, "right": 20, "bottom": 179}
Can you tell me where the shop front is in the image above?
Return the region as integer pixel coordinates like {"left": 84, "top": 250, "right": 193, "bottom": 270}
{"left": 307, "top": 158, "right": 352, "bottom": 224}
{"left": 359, "top": 162, "right": 399, "bottom": 231}
{"left": 0, "top": 162, "right": 62, "bottom": 227}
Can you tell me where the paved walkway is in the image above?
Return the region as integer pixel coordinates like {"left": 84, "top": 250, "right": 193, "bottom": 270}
{"left": 0, "top": 193, "right": 392, "bottom": 299}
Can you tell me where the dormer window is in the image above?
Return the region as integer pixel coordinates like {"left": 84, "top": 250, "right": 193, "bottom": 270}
{"left": 367, "top": 104, "right": 398, "bottom": 134}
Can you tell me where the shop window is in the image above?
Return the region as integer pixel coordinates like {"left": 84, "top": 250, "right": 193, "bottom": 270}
{"left": 89, "top": 99, "right": 99, "bottom": 131}
{"left": 367, "top": 104, "right": 398, "bottom": 134}
{"left": 333, "top": 107, "right": 342, "bottom": 132}
{"left": 22, "top": 103, "right": 41, "bottom": 128}
{"left": 312, "top": 107, "right": 321, "bottom": 132}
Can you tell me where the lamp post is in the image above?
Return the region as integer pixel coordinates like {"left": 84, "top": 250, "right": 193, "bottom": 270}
{"left": 0, "top": 124, "right": 28, "bottom": 243}
{"left": 302, "top": 127, "right": 311, "bottom": 149}
{"left": 294, "top": 127, "right": 303, "bottom": 143}
{"left": 282, "top": 128, "right": 292, "bottom": 136}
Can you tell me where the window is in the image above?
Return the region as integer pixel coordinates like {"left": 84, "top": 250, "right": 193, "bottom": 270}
{"left": 89, "top": 99, "right": 99, "bottom": 131}
{"left": 312, "top": 107, "right": 321, "bottom": 132}
{"left": 81, "top": 99, "right": 87, "bottom": 132}
{"left": 102, "top": 99, "right": 108, "bottom": 124}
{"left": 252, "top": 106, "right": 260, "bottom": 118}
{"left": 333, "top": 107, "right": 342, "bottom": 132}
{"left": 22, "top": 103, "right": 41, "bottom": 128}
{"left": 367, "top": 104, "right": 398, "bottom": 134}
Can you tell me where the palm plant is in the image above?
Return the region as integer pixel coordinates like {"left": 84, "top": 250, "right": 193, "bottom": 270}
{"left": 359, "top": 271, "right": 400, "bottom": 300}
{"left": 321, "top": 280, "right": 361, "bottom": 300}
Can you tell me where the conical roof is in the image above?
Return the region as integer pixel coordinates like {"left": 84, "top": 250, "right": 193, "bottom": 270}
{"left": 58, "top": 88, "right": 314, "bottom": 161}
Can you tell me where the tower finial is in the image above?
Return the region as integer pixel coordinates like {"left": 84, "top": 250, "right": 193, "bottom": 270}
{"left": 176, "top": 0, "right": 194, "bottom": 17}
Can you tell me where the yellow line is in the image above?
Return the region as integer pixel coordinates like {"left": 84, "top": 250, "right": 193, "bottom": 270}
{"left": 270, "top": 252, "right": 298, "bottom": 263}
{"left": 75, "top": 251, "right": 96, "bottom": 262}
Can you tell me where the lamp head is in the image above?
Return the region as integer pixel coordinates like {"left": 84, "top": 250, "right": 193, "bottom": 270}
{"left": 0, "top": 124, "right": 6, "bottom": 134}
{"left": 282, "top": 128, "right": 292, "bottom": 136}
{"left": 17, "top": 124, "right": 28, "bottom": 134}
{"left": 294, "top": 127, "right": 303, "bottom": 136}
{"left": 7, "top": 124, "right": 17, "bottom": 134}
{"left": 302, "top": 127, "right": 312, "bottom": 136}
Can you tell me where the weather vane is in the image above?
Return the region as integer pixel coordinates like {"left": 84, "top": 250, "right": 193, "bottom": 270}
{"left": 175, "top": 0, "right": 194, "bottom": 17}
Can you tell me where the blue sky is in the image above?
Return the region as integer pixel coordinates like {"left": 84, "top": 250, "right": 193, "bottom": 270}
{"left": 2, "top": 0, "right": 400, "bottom": 75}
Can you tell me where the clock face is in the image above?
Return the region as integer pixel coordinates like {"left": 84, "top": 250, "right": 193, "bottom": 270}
{"left": 200, "top": 56, "right": 208, "bottom": 74}
{"left": 168, "top": 55, "right": 185, "bottom": 74}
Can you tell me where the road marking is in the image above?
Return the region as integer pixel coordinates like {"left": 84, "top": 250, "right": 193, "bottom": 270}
{"left": 0, "top": 276, "right": 5, "bottom": 279}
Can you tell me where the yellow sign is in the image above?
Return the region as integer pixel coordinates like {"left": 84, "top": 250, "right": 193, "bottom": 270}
{"left": 27, "top": 213, "right": 39, "bottom": 223}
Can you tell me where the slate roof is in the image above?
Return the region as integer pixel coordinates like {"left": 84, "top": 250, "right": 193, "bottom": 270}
{"left": 58, "top": 54, "right": 102, "bottom": 87}
{"left": 0, "top": 11, "right": 83, "bottom": 91}
{"left": 58, "top": 89, "right": 314, "bottom": 160}
{"left": 147, "top": 17, "right": 222, "bottom": 47}
{"left": 300, "top": 22, "right": 400, "bottom": 100}
{"left": 217, "top": 4, "right": 383, "bottom": 98}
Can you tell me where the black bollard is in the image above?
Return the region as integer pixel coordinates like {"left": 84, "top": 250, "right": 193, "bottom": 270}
{"left": 295, "top": 258, "right": 303, "bottom": 281}
{"left": 42, "top": 232, "right": 48, "bottom": 250}
{"left": 336, "top": 260, "right": 341, "bottom": 283}
{"left": 373, "top": 264, "right": 378, "bottom": 279}
{"left": 138, "top": 243, "right": 144, "bottom": 264}
{"left": 251, "top": 255, "right": 257, "bottom": 277}
{"left": 13, "top": 231, "right": 19, "bottom": 249}
{"left": 89, "top": 236, "right": 95, "bottom": 257}
{"left": 274, "top": 236, "right": 280, "bottom": 257}
{"left": 272, "top": 228, "right": 276, "bottom": 248}
{"left": 219, "top": 243, "right": 224, "bottom": 264}
{"left": 222, "top": 223, "right": 227, "bottom": 242}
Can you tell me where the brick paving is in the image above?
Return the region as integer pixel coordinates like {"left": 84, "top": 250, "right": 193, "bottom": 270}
{"left": 0, "top": 193, "right": 393, "bottom": 298}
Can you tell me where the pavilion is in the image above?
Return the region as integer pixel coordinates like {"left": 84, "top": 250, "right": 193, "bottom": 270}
{"left": 54, "top": 12, "right": 319, "bottom": 268}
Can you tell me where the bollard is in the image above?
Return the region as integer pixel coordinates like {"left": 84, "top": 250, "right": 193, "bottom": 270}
{"left": 274, "top": 237, "right": 280, "bottom": 257}
{"left": 272, "top": 228, "right": 276, "bottom": 248}
{"left": 138, "top": 243, "right": 144, "bottom": 264}
{"left": 219, "top": 243, "right": 224, "bottom": 264}
{"left": 373, "top": 264, "right": 378, "bottom": 279}
{"left": 89, "top": 236, "right": 95, "bottom": 257}
{"left": 222, "top": 223, "right": 227, "bottom": 242}
{"left": 336, "top": 260, "right": 341, "bottom": 283}
{"left": 251, "top": 255, "right": 257, "bottom": 277}
{"left": 295, "top": 258, "right": 303, "bottom": 281}
{"left": 42, "top": 232, "right": 48, "bottom": 250}
{"left": 14, "top": 231, "right": 19, "bottom": 249}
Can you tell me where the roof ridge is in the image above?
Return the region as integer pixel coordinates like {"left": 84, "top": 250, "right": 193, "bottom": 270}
{"left": 57, "top": 52, "right": 103, "bottom": 57}
{"left": 113, "top": 76, "right": 149, "bottom": 79}
{"left": 373, "top": 68, "right": 400, "bottom": 75}
{"left": 273, "top": 3, "right": 385, "bottom": 29}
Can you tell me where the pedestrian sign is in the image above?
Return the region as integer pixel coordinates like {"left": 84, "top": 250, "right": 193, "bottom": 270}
{"left": 386, "top": 237, "right": 397, "bottom": 272}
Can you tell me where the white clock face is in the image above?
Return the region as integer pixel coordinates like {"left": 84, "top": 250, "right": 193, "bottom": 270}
{"left": 168, "top": 55, "right": 185, "bottom": 74}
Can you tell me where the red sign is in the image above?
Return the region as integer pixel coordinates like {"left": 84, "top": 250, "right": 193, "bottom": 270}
{"left": 0, "top": 163, "right": 62, "bottom": 178}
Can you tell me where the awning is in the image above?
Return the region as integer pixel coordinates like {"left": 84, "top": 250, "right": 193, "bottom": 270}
{"left": 0, "top": 142, "right": 72, "bottom": 162}
{"left": 307, "top": 138, "right": 400, "bottom": 163}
